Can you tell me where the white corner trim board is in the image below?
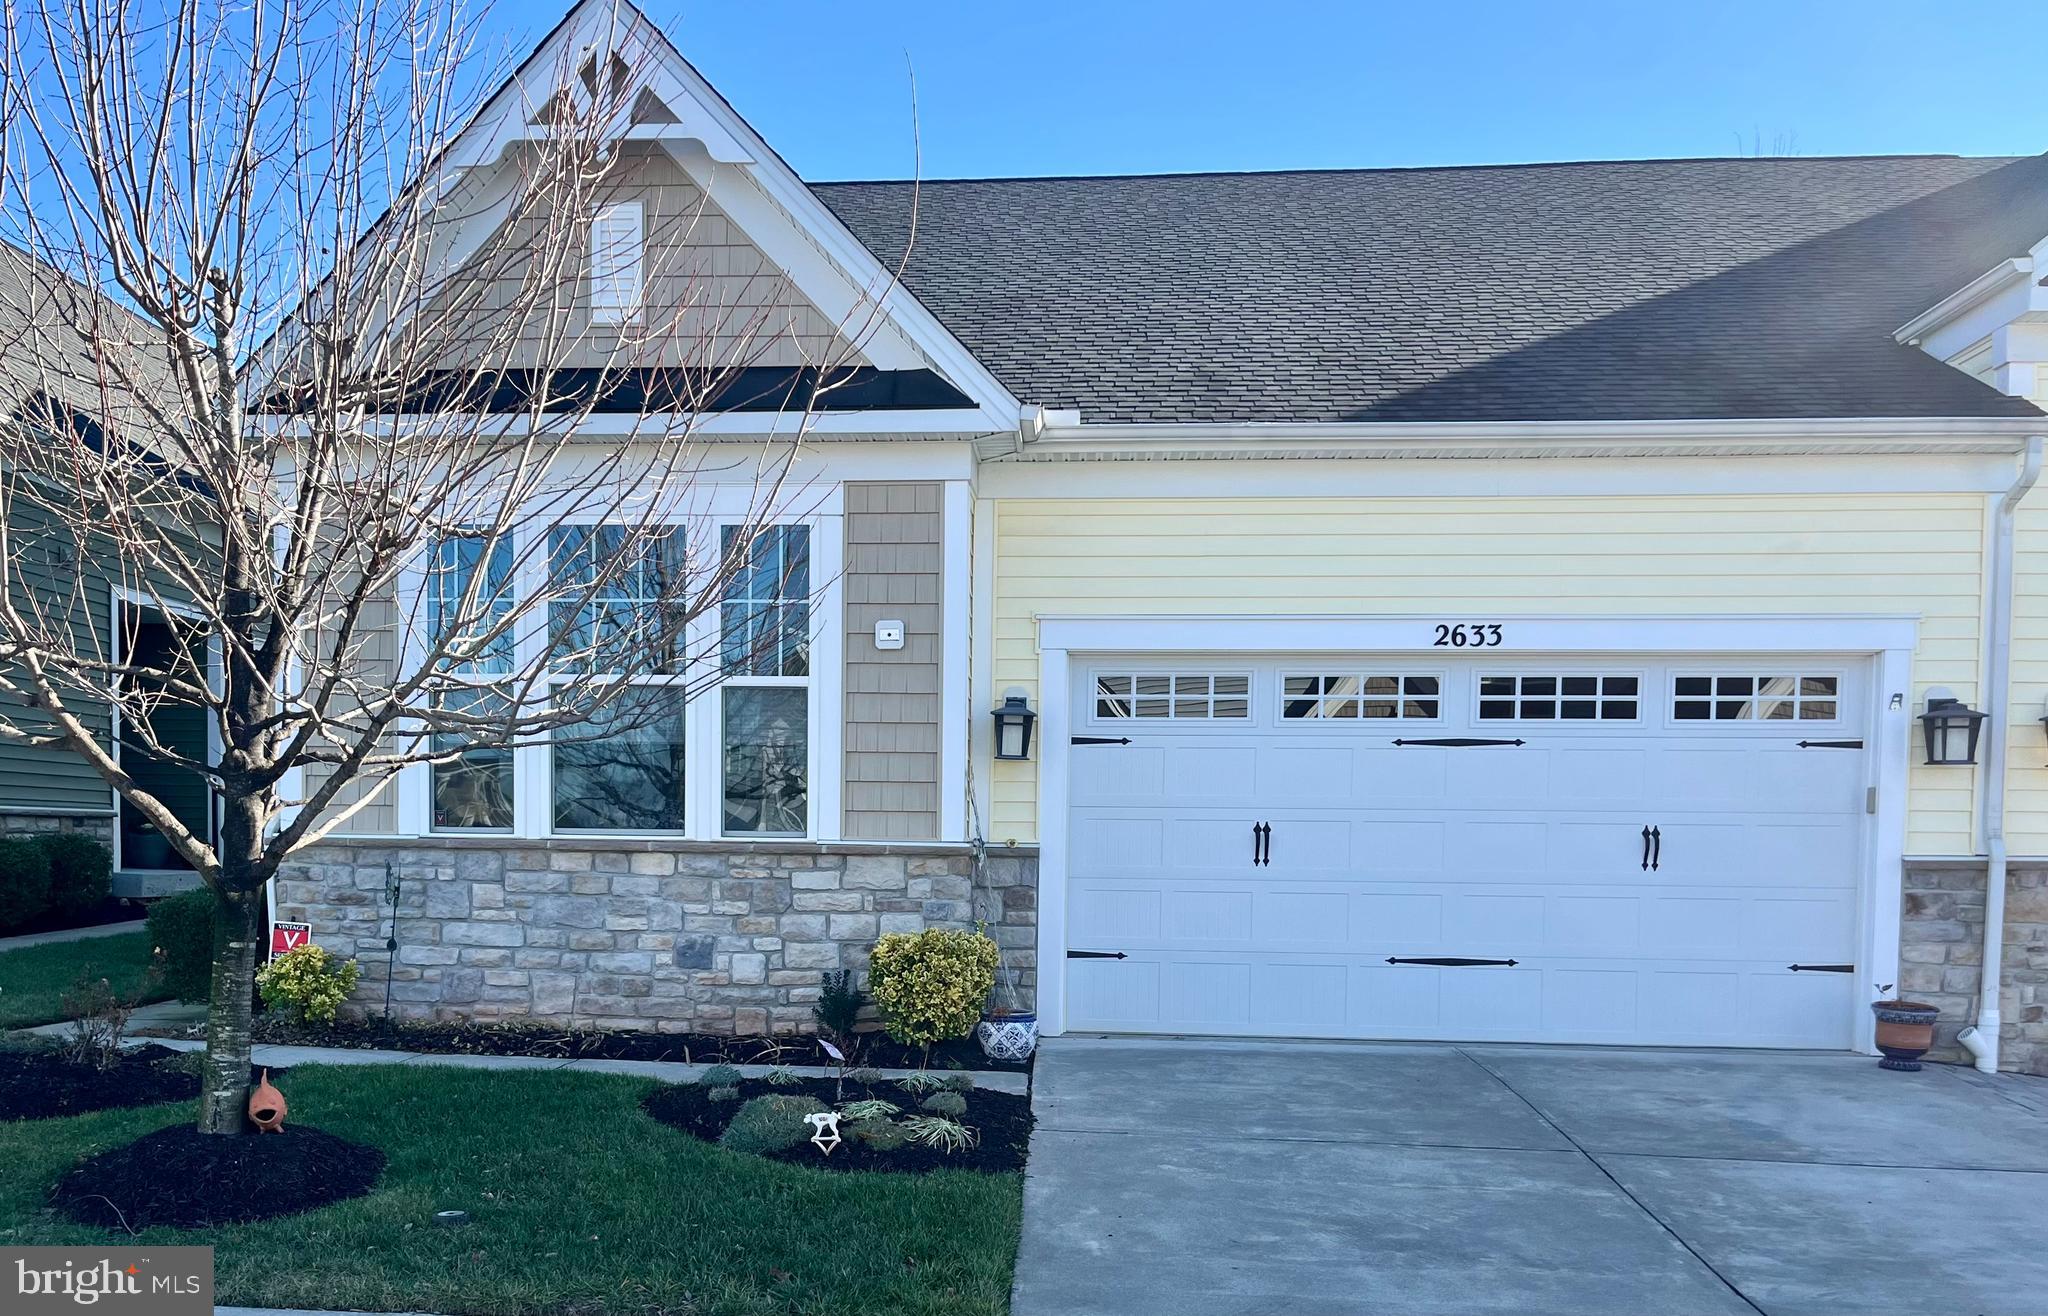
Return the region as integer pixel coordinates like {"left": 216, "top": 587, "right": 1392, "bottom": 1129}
{"left": 1031, "top": 612, "right": 1916, "bottom": 1058}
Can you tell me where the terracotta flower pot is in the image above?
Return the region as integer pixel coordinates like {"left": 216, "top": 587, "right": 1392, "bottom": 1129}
{"left": 248, "top": 1069, "right": 287, "bottom": 1133}
{"left": 1871, "top": 1000, "right": 1940, "bottom": 1072}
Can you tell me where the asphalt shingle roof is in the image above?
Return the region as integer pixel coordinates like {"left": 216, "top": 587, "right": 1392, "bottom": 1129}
{"left": 813, "top": 154, "right": 2048, "bottom": 425}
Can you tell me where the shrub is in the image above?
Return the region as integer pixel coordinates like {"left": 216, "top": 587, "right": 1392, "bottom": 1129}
{"left": 144, "top": 888, "right": 216, "bottom": 1003}
{"left": 868, "top": 928, "right": 999, "bottom": 1047}
{"left": 851, "top": 1117, "right": 910, "bottom": 1152}
{"left": 763, "top": 1066, "right": 800, "bottom": 1088}
{"left": 838, "top": 1098, "right": 900, "bottom": 1122}
{"left": 846, "top": 1066, "right": 885, "bottom": 1087}
{"left": 35, "top": 833, "right": 111, "bottom": 919}
{"left": 256, "top": 943, "right": 360, "bottom": 1023}
{"left": 814, "top": 968, "right": 864, "bottom": 1046}
{"left": 0, "top": 837, "right": 53, "bottom": 931}
{"left": 58, "top": 975, "right": 132, "bottom": 1070}
{"left": 897, "top": 1071, "right": 946, "bottom": 1097}
{"left": 902, "top": 1114, "right": 977, "bottom": 1154}
{"left": 720, "top": 1094, "right": 829, "bottom": 1156}
{"left": 698, "top": 1063, "right": 743, "bottom": 1088}
{"left": 942, "top": 1073, "right": 977, "bottom": 1094}
{"left": 921, "top": 1090, "right": 968, "bottom": 1117}
{"left": 708, "top": 1085, "right": 741, "bottom": 1103}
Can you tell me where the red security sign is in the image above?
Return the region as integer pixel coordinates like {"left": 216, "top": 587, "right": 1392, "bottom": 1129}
{"left": 270, "top": 922, "right": 311, "bottom": 956}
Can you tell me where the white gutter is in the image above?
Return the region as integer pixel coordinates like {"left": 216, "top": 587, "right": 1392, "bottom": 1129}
{"left": 1966, "top": 434, "right": 2044, "bottom": 1073}
{"left": 1014, "top": 414, "right": 2046, "bottom": 461}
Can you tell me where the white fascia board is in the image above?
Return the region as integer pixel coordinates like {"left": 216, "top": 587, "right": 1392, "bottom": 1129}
{"left": 1010, "top": 414, "right": 2046, "bottom": 461}
{"left": 247, "top": 409, "right": 1009, "bottom": 440}
{"left": 1894, "top": 258, "right": 2035, "bottom": 349}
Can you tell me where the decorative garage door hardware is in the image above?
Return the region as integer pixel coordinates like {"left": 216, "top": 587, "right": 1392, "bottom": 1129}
{"left": 1070, "top": 735, "right": 1132, "bottom": 746}
{"left": 1640, "top": 825, "right": 1662, "bottom": 871}
{"left": 1787, "top": 963, "right": 1854, "bottom": 973}
{"left": 1797, "top": 739, "right": 1864, "bottom": 749}
{"left": 1251, "top": 821, "right": 1272, "bottom": 866}
{"left": 1385, "top": 956, "right": 1520, "bottom": 967}
{"left": 1066, "top": 950, "right": 1128, "bottom": 960}
{"left": 1390, "top": 737, "right": 1527, "bottom": 747}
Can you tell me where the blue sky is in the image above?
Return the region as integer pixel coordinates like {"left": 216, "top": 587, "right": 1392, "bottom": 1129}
{"left": 510, "top": 0, "right": 2046, "bottom": 181}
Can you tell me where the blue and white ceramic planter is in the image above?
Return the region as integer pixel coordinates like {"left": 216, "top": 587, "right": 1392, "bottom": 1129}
{"left": 976, "top": 1012, "right": 1038, "bottom": 1062}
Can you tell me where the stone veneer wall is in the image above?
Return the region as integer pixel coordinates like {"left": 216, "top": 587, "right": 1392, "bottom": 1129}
{"left": 275, "top": 839, "right": 1039, "bottom": 1034}
{"left": 0, "top": 812, "right": 113, "bottom": 843}
{"left": 1900, "top": 859, "right": 2048, "bottom": 1075}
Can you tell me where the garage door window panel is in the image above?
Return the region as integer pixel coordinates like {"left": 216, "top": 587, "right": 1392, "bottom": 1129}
{"left": 1282, "top": 673, "right": 1441, "bottom": 720}
{"left": 1477, "top": 673, "right": 1640, "bottom": 721}
{"left": 1094, "top": 672, "right": 1250, "bottom": 721}
{"left": 1673, "top": 674, "right": 1841, "bottom": 723}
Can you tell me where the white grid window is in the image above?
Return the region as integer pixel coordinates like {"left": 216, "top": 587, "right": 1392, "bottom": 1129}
{"left": 1095, "top": 673, "right": 1250, "bottom": 720}
{"left": 1282, "top": 674, "right": 1440, "bottom": 720}
{"left": 1674, "top": 674, "right": 1839, "bottom": 722}
{"left": 1479, "top": 674, "right": 1640, "bottom": 721}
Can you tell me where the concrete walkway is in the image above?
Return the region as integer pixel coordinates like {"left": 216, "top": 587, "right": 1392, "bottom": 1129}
{"left": 1013, "top": 1036, "right": 2048, "bottom": 1316}
{"left": 13, "top": 1018, "right": 1030, "bottom": 1094}
{"left": 0, "top": 917, "right": 146, "bottom": 951}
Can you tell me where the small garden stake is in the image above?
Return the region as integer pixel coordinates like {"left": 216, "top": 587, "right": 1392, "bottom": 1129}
{"left": 382, "top": 862, "right": 400, "bottom": 1021}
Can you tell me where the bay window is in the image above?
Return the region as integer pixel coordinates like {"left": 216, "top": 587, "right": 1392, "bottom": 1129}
{"left": 719, "top": 524, "right": 810, "bottom": 836}
{"left": 546, "top": 526, "right": 690, "bottom": 832}
{"left": 427, "top": 533, "right": 515, "bottom": 831}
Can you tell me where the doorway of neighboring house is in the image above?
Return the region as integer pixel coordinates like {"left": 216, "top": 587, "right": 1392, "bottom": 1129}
{"left": 115, "top": 601, "right": 213, "bottom": 883}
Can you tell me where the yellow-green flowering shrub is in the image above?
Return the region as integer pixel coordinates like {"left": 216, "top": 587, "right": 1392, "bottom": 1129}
{"left": 867, "top": 928, "right": 999, "bottom": 1046}
{"left": 256, "top": 943, "right": 360, "bottom": 1024}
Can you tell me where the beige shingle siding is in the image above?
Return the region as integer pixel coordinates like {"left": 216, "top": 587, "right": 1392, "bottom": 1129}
{"left": 842, "top": 482, "right": 943, "bottom": 840}
{"left": 420, "top": 143, "right": 866, "bottom": 373}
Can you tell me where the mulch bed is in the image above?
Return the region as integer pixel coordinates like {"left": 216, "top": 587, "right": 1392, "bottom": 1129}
{"left": 642, "top": 1074, "right": 1032, "bottom": 1176}
{"left": 0, "top": 1045, "right": 201, "bottom": 1121}
{"left": 53, "top": 1123, "right": 385, "bottom": 1230}
{"left": 240, "top": 1014, "right": 1029, "bottom": 1073}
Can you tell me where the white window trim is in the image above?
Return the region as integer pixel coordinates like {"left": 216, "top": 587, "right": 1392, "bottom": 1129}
{"left": 589, "top": 200, "right": 645, "bottom": 325}
{"left": 1029, "top": 612, "right": 1918, "bottom": 1062}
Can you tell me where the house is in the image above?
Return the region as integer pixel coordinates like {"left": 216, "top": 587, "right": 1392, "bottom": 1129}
{"left": 273, "top": 0, "right": 2048, "bottom": 1075}
{"left": 0, "top": 243, "right": 211, "bottom": 898}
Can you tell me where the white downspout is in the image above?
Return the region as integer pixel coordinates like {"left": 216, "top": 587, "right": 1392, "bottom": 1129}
{"left": 1964, "top": 434, "right": 2044, "bottom": 1073}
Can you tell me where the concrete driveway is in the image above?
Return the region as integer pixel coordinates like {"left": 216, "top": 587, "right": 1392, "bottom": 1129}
{"left": 1012, "top": 1037, "right": 2048, "bottom": 1316}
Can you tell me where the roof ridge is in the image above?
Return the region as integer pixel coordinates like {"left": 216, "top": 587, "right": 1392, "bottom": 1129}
{"left": 809, "top": 153, "right": 2034, "bottom": 188}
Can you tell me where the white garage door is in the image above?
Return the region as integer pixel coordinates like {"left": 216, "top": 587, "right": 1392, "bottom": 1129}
{"left": 1064, "top": 656, "right": 1869, "bottom": 1048}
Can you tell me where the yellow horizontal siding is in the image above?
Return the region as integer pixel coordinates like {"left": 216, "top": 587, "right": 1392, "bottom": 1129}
{"left": 990, "top": 492, "right": 1989, "bottom": 853}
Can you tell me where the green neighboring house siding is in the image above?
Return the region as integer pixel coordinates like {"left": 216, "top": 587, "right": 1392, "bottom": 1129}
{"left": 0, "top": 494, "right": 114, "bottom": 814}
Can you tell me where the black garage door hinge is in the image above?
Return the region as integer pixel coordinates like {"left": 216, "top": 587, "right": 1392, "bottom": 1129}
{"left": 1797, "top": 740, "right": 1863, "bottom": 750}
{"left": 1067, "top": 949, "right": 1128, "bottom": 960}
{"left": 1787, "top": 963, "right": 1854, "bottom": 973}
{"left": 1385, "top": 956, "right": 1520, "bottom": 967}
{"left": 1071, "top": 735, "right": 1132, "bottom": 746}
{"left": 1391, "top": 737, "right": 1527, "bottom": 748}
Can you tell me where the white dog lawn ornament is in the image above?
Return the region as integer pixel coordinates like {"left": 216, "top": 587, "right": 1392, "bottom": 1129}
{"left": 807, "top": 1111, "right": 842, "bottom": 1157}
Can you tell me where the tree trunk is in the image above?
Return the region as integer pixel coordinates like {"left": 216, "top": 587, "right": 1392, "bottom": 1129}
{"left": 198, "top": 884, "right": 265, "bottom": 1135}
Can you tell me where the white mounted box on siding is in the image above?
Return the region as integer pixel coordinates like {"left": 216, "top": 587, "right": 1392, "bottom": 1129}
{"left": 590, "top": 200, "right": 644, "bottom": 324}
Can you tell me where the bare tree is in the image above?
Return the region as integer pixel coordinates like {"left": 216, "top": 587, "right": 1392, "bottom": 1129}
{"left": 0, "top": 0, "right": 891, "bottom": 1135}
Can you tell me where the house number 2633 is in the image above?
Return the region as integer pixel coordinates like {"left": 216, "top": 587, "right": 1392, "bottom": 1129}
{"left": 1433, "top": 623, "right": 1504, "bottom": 648}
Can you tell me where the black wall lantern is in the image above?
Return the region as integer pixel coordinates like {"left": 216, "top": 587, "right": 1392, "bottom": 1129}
{"left": 992, "top": 690, "right": 1037, "bottom": 761}
{"left": 1920, "top": 690, "right": 1988, "bottom": 766}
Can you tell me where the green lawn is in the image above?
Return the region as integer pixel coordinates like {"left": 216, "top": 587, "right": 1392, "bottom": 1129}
{"left": 0, "top": 1064, "right": 1023, "bottom": 1316}
{"left": 0, "top": 931, "right": 168, "bottom": 1030}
